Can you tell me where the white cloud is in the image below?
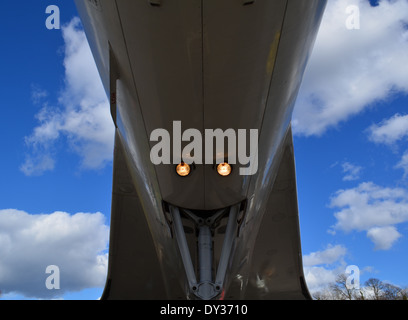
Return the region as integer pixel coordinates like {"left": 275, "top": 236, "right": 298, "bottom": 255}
{"left": 367, "top": 113, "right": 408, "bottom": 145}
{"left": 303, "top": 245, "right": 348, "bottom": 294}
{"left": 366, "top": 113, "right": 408, "bottom": 179}
{"left": 21, "top": 18, "right": 114, "bottom": 176}
{"left": 20, "top": 153, "right": 56, "bottom": 177}
{"left": 366, "top": 226, "right": 402, "bottom": 250}
{"left": 293, "top": 0, "right": 408, "bottom": 136}
{"left": 304, "top": 266, "right": 340, "bottom": 296}
{"left": 0, "top": 209, "right": 109, "bottom": 299}
{"left": 395, "top": 151, "right": 408, "bottom": 178}
{"left": 303, "top": 245, "right": 377, "bottom": 297}
{"left": 330, "top": 181, "right": 408, "bottom": 249}
{"left": 303, "top": 244, "right": 347, "bottom": 267}
{"left": 342, "top": 162, "right": 362, "bottom": 181}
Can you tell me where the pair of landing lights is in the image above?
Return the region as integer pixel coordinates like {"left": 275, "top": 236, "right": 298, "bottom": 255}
{"left": 176, "top": 162, "right": 232, "bottom": 177}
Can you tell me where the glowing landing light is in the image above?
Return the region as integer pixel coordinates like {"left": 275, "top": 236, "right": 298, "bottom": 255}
{"left": 217, "top": 163, "right": 232, "bottom": 177}
{"left": 176, "top": 162, "right": 191, "bottom": 177}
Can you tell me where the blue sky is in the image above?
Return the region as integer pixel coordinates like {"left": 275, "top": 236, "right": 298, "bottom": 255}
{"left": 0, "top": 0, "right": 408, "bottom": 299}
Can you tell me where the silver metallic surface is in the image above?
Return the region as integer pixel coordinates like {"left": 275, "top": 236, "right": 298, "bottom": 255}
{"left": 74, "top": 0, "right": 327, "bottom": 299}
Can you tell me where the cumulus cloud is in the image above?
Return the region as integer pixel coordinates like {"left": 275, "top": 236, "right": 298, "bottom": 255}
{"left": 366, "top": 226, "right": 402, "bottom": 250}
{"left": 303, "top": 244, "right": 347, "bottom": 267}
{"left": 303, "top": 244, "right": 348, "bottom": 293}
{"left": 329, "top": 182, "right": 408, "bottom": 249}
{"left": 293, "top": 0, "right": 408, "bottom": 136}
{"left": 21, "top": 18, "right": 114, "bottom": 176}
{"left": 0, "top": 209, "right": 109, "bottom": 299}
{"left": 303, "top": 245, "right": 376, "bottom": 296}
{"left": 395, "top": 151, "right": 408, "bottom": 178}
{"left": 367, "top": 113, "right": 408, "bottom": 179}
{"left": 367, "top": 113, "right": 408, "bottom": 145}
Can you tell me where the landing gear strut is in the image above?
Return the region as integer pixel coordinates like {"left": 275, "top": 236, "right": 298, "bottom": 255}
{"left": 169, "top": 204, "right": 240, "bottom": 300}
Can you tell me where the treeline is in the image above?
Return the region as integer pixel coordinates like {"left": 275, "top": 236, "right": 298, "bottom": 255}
{"left": 313, "top": 274, "right": 408, "bottom": 300}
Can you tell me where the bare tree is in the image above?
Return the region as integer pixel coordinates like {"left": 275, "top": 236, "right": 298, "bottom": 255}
{"left": 382, "top": 283, "right": 403, "bottom": 300}
{"left": 330, "top": 274, "right": 356, "bottom": 300}
{"left": 313, "top": 288, "right": 337, "bottom": 300}
{"left": 364, "top": 278, "right": 386, "bottom": 300}
{"left": 311, "top": 276, "right": 407, "bottom": 300}
{"left": 401, "top": 287, "right": 408, "bottom": 300}
{"left": 354, "top": 289, "right": 366, "bottom": 300}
